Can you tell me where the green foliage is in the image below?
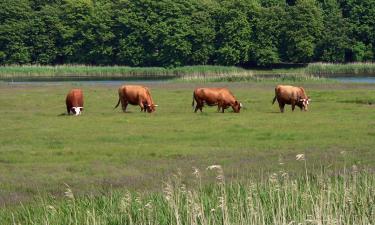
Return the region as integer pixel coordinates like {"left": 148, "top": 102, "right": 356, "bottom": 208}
{"left": 0, "top": 0, "right": 374, "bottom": 66}
{"left": 213, "top": 0, "right": 253, "bottom": 65}
{"left": 282, "top": 0, "right": 323, "bottom": 63}
{"left": 315, "top": 0, "right": 348, "bottom": 62}
{"left": 250, "top": 4, "right": 284, "bottom": 65}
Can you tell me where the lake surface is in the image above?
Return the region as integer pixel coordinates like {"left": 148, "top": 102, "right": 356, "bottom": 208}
{"left": 331, "top": 77, "right": 375, "bottom": 83}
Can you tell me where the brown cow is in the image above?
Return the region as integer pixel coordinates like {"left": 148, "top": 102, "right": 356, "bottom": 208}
{"left": 66, "top": 89, "right": 84, "bottom": 116}
{"left": 272, "top": 85, "right": 310, "bottom": 113}
{"left": 114, "top": 85, "right": 158, "bottom": 113}
{"left": 192, "top": 87, "right": 242, "bottom": 113}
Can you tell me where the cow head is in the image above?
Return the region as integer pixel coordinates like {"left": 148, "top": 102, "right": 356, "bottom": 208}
{"left": 145, "top": 103, "right": 158, "bottom": 113}
{"left": 232, "top": 101, "right": 241, "bottom": 113}
{"left": 298, "top": 97, "right": 311, "bottom": 111}
{"left": 71, "top": 107, "right": 83, "bottom": 115}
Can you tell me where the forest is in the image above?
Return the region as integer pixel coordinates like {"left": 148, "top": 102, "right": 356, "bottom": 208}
{"left": 0, "top": 0, "right": 374, "bottom": 67}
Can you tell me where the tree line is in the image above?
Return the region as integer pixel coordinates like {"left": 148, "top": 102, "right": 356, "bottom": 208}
{"left": 0, "top": 0, "right": 374, "bottom": 67}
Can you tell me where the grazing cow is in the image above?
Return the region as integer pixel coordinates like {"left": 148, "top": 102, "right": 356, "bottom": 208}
{"left": 192, "top": 87, "right": 242, "bottom": 113}
{"left": 66, "top": 89, "right": 84, "bottom": 116}
{"left": 272, "top": 85, "right": 310, "bottom": 113}
{"left": 114, "top": 85, "right": 158, "bottom": 113}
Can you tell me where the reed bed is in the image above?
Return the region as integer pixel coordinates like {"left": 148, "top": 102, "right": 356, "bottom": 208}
{"left": 306, "top": 62, "right": 375, "bottom": 76}
{"left": 2, "top": 161, "right": 374, "bottom": 225}
{"left": 1, "top": 63, "right": 374, "bottom": 81}
{"left": 0, "top": 65, "right": 249, "bottom": 80}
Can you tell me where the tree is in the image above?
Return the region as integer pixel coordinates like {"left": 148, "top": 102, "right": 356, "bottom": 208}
{"left": 250, "top": 4, "right": 285, "bottom": 65}
{"left": 315, "top": 0, "right": 348, "bottom": 62}
{"left": 27, "top": 4, "right": 62, "bottom": 64}
{"left": 58, "top": 0, "right": 93, "bottom": 64}
{"left": 340, "top": 0, "right": 375, "bottom": 61}
{"left": 281, "top": 0, "right": 323, "bottom": 63}
{"left": 80, "top": 0, "right": 115, "bottom": 64}
{"left": 0, "top": 0, "right": 33, "bottom": 64}
{"left": 213, "top": 0, "right": 252, "bottom": 65}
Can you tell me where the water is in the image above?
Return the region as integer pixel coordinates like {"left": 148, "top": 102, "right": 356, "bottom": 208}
{"left": 332, "top": 77, "right": 375, "bottom": 83}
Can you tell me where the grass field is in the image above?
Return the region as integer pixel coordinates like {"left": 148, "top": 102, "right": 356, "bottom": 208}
{"left": 0, "top": 81, "right": 375, "bottom": 223}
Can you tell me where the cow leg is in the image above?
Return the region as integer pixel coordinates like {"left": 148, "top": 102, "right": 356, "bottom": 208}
{"left": 139, "top": 101, "right": 145, "bottom": 112}
{"left": 291, "top": 102, "right": 296, "bottom": 112}
{"left": 279, "top": 103, "right": 285, "bottom": 113}
{"left": 67, "top": 106, "right": 70, "bottom": 115}
{"left": 123, "top": 103, "right": 128, "bottom": 112}
{"left": 195, "top": 101, "right": 203, "bottom": 113}
{"left": 121, "top": 99, "right": 128, "bottom": 112}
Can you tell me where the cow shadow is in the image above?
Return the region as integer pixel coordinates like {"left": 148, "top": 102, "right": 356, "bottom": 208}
{"left": 266, "top": 111, "right": 281, "bottom": 114}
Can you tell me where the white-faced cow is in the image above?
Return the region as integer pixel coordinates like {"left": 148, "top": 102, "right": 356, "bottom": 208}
{"left": 114, "top": 85, "right": 158, "bottom": 113}
{"left": 272, "top": 85, "right": 310, "bottom": 113}
{"left": 192, "top": 87, "right": 242, "bottom": 113}
{"left": 66, "top": 89, "right": 84, "bottom": 116}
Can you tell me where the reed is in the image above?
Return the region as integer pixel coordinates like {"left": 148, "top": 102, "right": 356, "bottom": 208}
{"left": 2, "top": 164, "right": 373, "bottom": 225}
{"left": 306, "top": 62, "right": 375, "bottom": 76}
{"left": 1, "top": 63, "right": 374, "bottom": 81}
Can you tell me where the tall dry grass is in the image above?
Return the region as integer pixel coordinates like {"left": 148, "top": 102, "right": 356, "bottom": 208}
{"left": 2, "top": 154, "right": 374, "bottom": 225}
{"left": 2, "top": 63, "right": 374, "bottom": 82}
{"left": 306, "top": 62, "right": 375, "bottom": 76}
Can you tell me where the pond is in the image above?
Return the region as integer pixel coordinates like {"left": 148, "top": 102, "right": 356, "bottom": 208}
{"left": 331, "top": 77, "right": 375, "bottom": 83}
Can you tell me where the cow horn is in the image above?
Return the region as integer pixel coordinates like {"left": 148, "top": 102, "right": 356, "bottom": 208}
{"left": 240, "top": 103, "right": 243, "bottom": 108}
{"left": 154, "top": 104, "right": 158, "bottom": 107}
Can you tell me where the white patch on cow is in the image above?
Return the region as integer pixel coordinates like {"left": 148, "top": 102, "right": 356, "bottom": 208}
{"left": 71, "top": 107, "right": 83, "bottom": 116}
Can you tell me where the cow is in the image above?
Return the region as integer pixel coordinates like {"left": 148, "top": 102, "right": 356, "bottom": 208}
{"left": 66, "top": 89, "right": 84, "bottom": 116}
{"left": 114, "top": 85, "right": 158, "bottom": 113}
{"left": 272, "top": 85, "right": 310, "bottom": 113}
{"left": 192, "top": 87, "right": 242, "bottom": 113}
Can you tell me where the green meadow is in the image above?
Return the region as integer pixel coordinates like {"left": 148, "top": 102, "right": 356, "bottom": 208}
{"left": 0, "top": 81, "right": 375, "bottom": 223}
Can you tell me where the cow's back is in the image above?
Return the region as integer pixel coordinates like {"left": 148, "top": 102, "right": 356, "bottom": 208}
{"left": 275, "top": 85, "right": 297, "bottom": 101}
{"left": 275, "top": 85, "right": 308, "bottom": 103}
{"left": 194, "top": 87, "right": 228, "bottom": 105}
{"left": 121, "top": 85, "right": 148, "bottom": 104}
{"left": 66, "top": 89, "right": 83, "bottom": 106}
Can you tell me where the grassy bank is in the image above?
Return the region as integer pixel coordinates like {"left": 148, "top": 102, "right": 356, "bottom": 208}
{"left": 0, "top": 63, "right": 374, "bottom": 81}
{"left": 1, "top": 167, "right": 373, "bottom": 224}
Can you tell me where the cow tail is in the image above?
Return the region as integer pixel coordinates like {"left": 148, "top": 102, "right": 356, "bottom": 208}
{"left": 272, "top": 95, "right": 277, "bottom": 105}
{"left": 114, "top": 97, "right": 121, "bottom": 109}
